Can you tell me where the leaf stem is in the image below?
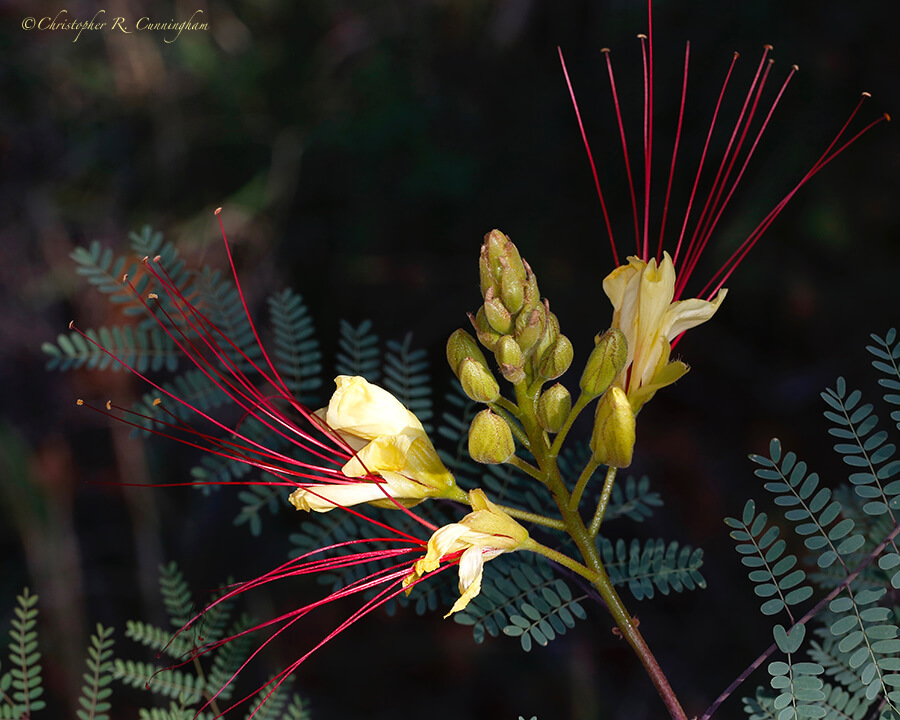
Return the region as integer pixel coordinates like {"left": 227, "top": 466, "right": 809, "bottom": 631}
{"left": 589, "top": 466, "right": 619, "bottom": 536}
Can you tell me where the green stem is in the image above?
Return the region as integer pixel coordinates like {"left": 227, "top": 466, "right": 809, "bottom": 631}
{"left": 569, "top": 457, "right": 602, "bottom": 511}
{"left": 489, "top": 403, "right": 531, "bottom": 450}
{"left": 515, "top": 378, "right": 686, "bottom": 720}
{"left": 494, "top": 394, "right": 523, "bottom": 419}
{"left": 506, "top": 454, "right": 544, "bottom": 482}
{"left": 588, "top": 466, "right": 618, "bottom": 537}
{"left": 549, "top": 391, "right": 593, "bottom": 457}
{"left": 499, "top": 506, "right": 566, "bottom": 531}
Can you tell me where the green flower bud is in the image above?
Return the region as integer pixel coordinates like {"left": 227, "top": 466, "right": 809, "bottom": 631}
{"left": 521, "top": 260, "right": 540, "bottom": 314}
{"left": 495, "top": 335, "right": 526, "bottom": 384}
{"left": 537, "top": 383, "right": 572, "bottom": 433}
{"left": 500, "top": 261, "right": 525, "bottom": 315}
{"left": 515, "top": 305, "right": 547, "bottom": 355}
{"left": 483, "top": 287, "right": 514, "bottom": 335}
{"left": 459, "top": 357, "right": 501, "bottom": 403}
{"left": 469, "top": 308, "right": 501, "bottom": 351}
{"left": 447, "top": 329, "right": 489, "bottom": 377}
{"left": 590, "top": 387, "right": 636, "bottom": 468}
{"left": 580, "top": 328, "right": 628, "bottom": 397}
{"left": 532, "top": 307, "right": 560, "bottom": 367}
{"left": 468, "top": 409, "right": 516, "bottom": 464}
{"left": 537, "top": 334, "right": 574, "bottom": 381}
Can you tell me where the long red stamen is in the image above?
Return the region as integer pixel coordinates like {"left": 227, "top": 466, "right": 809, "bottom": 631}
{"left": 558, "top": 48, "right": 619, "bottom": 266}
{"left": 658, "top": 42, "right": 690, "bottom": 259}
{"left": 603, "top": 47, "right": 642, "bottom": 255}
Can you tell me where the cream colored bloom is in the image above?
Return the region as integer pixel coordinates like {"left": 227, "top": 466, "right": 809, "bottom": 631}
{"left": 289, "top": 376, "right": 461, "bottom": 512}
{"left": 603, "top": 252, "right": 726, "bottom": 412}
{"left": 404, "top": 489, "right": 529, "bottom": 617}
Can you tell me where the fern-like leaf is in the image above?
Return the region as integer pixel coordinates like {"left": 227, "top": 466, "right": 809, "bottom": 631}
{"left": 335, "top": 319, "right": 379, "bottom": 381}
{"left": 596, "top": 537, "right": 706, "bottom": 600}
{"left": 383, "top": 333, "right": 432, "bottom": 429}
{"left": 766, "top": 659, "right": 826, "bottom": 720}
{"left": 43, "top": 326, "right": 179, "bottom": 373}
{"left": 268, "top": 288, "right": 322, "bottom": 402}
{"left": 726, "top": 499, "right": 814, "bottom": 616}
{"left": 4, "top": 588, "right": 46, "bottom": 715}
{"left": 113, "top": 660, "right": 204, "bottom": 703}
{"left": 454, "top": 556, "right": 586, "bottom": 649}
{"left": 867, "top": 329, "right": 900, "bottom": 433}
{"left": 159, "top": 562, "right": 195, "bottom": 629}
{"left": 77, "top": 624, "right": 115, "bottom": 720}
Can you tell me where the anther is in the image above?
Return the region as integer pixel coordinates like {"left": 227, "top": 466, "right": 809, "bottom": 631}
{"left": 106, "top": 400, "right": 112, "bottom": 410}
{"left": 122, "top": 273, "right": 129, "bottom": 282}
{"left": 733, "top": 52, "right": 740, "bottom": 59}
{"left": 153, "top": 255, "right": 161, "bottom": 263}
{"left": 215, "top": 207, "right": 222, "bottom": 215}
{"left": 142, "top": 256, "right": 150, "bottom": 264}
{"left": 148, "top": 293, "right": 159, "bottom": 300}
{"left": 69, "top": 320, "right": 75, "bottom": 330}
{"left": 886, "top": 113, "right": 892, "bottom": 122}
{"left": 636, "top": 33, "right": 647, "bottom": 40}
{"left": 763, "top": 44, "right": 773, "bottom": 51}
{"left": 791, "top": 64, "right": 799, "bottom": 72}
{"left": 862, "top": 91, "right": 871, "bottom": 98}
{"left": 153, "top": 398, "right": 162, "bottom": 406}
{"left": 600, "top": 47, "right": 610, "bottom": 54}
{"left": 76, "top": 399, "right": 84, "bottom": 406}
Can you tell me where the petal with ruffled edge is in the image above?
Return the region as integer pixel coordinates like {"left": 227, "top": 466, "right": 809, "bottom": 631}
{"left": 324, "top": 375, "right": 423, "bottom": 440}
{"left": 288, "top": 476, "right": 423, "bottom": 513}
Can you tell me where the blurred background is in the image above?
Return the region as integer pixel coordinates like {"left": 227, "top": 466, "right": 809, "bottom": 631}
{"left": 1, "top": 0, "right": 897, "bottom": 718}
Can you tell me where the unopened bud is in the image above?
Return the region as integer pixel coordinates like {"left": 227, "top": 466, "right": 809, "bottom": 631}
{"left": 483, "top": 287, "right": 514, "bottom": 335}
{"left": 590, "top": 387, "right": 636, "bottom": 468}
{"left": 521, "top": 260, "right": 540, "bottom": 313}
{"left": 515, "top": 305, "right": 547, "bottom": 355}
{"left": 537, "top": 383, "right": 572, "bottom": 433}
{"left": 581, "top": 328, "right": 628, "bottom": 397}
{"left": 532, "top": 307, "right": 560, "bottom": 366}
{"left": 499, "top": 261, "right": 525, "bottom": 315}
{"left": 468, "top": 409, "right": 515, "bottom": 464}
{"left": 447, "top": 329, "right": 489, "bottom": 377}
{"left": 495, "top": 335, "right": 526, "bottom": 384}
{"left": 537, "top": 334, "right": 574, "bottom": 381}
{"left": 469, "top": 309, "right": 501, "bottom": 351}
{"left": 459, "top": 358, "right": 501, "bottom": 403}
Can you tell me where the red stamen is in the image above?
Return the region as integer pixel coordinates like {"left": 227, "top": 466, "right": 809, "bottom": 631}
{"left": 657, "top": 42, "right": 690, "bottom": 260}
{"left": 558, "top": 48, "right": 619, "bottom": 266}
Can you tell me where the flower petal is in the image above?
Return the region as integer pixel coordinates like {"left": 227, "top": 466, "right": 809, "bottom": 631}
{"left": 324, "top": 376, "right": 423, "bottom": 440}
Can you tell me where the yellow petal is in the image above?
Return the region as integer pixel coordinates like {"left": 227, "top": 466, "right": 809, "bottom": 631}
{"left": 661, "top": 288, "right": 727, "bottom": 341}
{"left": 325, "top": 376, "right": 423, "bottom": 440}
{"left": 288, "top": 483, "right": 404, "bottom": 513}
{"left": 444, "top": 546, "right": 485, "bottom": 617}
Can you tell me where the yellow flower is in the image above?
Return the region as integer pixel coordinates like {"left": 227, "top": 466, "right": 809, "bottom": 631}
{"left": 289, "top": 376, "right": 462, "bottom": 512}
{"left": 603, "top": 252, "right": 726, "bottom": 412}
{"left": 404, "top": 489, "right": 529, "bottom": 617}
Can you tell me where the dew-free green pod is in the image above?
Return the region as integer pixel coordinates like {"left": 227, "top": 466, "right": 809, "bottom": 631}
{"left": 468, "top": 409, "right": 515, "bottom": 464}
{"left": 537, "top": 383, "right": 572, "bottom": 433}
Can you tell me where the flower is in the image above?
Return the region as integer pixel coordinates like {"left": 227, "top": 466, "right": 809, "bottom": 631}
{"left": 288, "top": 375, "right": 463, "bottom": 512}
{"left": 559, "top": 10, "right": 884, "bottom": 411}
{"left": 404, "top": 488, "right": 530, "bottom": 617}
{"left": 603, "top": 252, "right": 725, "bottom": 412}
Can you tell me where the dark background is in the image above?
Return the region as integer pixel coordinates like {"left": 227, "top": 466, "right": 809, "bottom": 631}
{"left": 1, "top": 0, "right": 897, "bottom": 718}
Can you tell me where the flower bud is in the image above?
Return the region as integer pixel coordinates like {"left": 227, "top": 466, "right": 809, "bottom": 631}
{"left": 459, "top": 357, "right": 501, "bottom": 403}
{"left": 590, "top": 387, "right": 636, "bottom": 468}
{"left": 469, "top": 309, "right": 501, "bottom": 350}
{"left": 495, "top": 335, "right": 526, "bottom": 384}
{"left": 483, "top": 287, "right": 514, "bottom": 335}
{"left": 499, "top": 261, "right": 525, "bottom": 315}
{"left": 520, "top": 260, "right": 540, "bottom": 314}
{"left": 468, "top": 409, "right": 515, "bottom": 464}
{"left": 537, "top": 383, "right": 572, "bottom": 433}
{"left": 580, "top": 328, "right": 628, "bottom": 397}
{"left": 447, "top": 329, "right": 489, "bottom": 377}
{"left": 532, "top": 307, "right": 560, "bottom": 366}
{"left": 514, "top": 305, "right": 547, "bottom": 355}
{"left": 537, "top": 334, "right": 574, "bottom": 381}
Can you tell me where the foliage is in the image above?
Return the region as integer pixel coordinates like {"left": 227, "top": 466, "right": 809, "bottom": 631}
{"left": 732, "top": 329, "right": 900, "bottom": 719}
